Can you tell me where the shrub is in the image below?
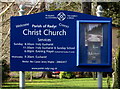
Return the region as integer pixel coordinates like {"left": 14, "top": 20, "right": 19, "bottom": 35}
{"left": 59, "top": 72, "right": 75, "bottom": 79}
{"left": 9, "top": 72, "right": 19, "bottom": 78}
{"left": 2, "top": 59, "right": 10, "bottom": 82}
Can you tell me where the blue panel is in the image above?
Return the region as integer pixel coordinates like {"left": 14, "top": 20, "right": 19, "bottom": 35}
{"left": 10, "top": 10, "right": 112, "bottom": 72}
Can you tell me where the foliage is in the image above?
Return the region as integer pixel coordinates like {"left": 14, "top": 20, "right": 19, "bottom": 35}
{"left": 2, "top": 59, "right": 10, "bottom": 83}
{"left": 59, "top": 72, "right": 75, "bottom": 79}
{"left": 99, "top": 2, "right": 120, "bottom": 25}
{"left": 9, "top": 72, "right": 19, "bottom": 78}
{"left": 25, "top": 72, "right": 31, "bottom": 80}
{"left": 32, "top": 72, "right": 42, "bottom": 79}
{"left": 117, "top": 30, "right": 120, "bottom": 38}
{"left": 49, "top": 2, "right": 82, "bottom": 12}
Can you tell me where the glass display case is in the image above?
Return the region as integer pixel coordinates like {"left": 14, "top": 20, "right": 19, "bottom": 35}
{"left": 77, "top": 20, "right": 111, "bottom": 66}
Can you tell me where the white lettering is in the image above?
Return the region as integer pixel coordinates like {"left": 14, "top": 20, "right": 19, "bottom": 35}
{"left": 23, "top": 29, "right": 42, "bottom": 35}
{"left": 44, "top": 29, "right": 66, "bottom": 36}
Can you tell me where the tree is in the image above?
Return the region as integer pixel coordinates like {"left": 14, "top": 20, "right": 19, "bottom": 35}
{"left": 116, "top": 47, "right": 120, "bottom": 89}
{"left": 112, "top": 47, "right": 120, "bottom": 88}
{"left": 40, "top": 2, "right": 47, "bottom": 12}
{"left": 98, "top": 2, "right": 120, "bottom": 26}
{"left": 49, "top": 2, "right": 82, "bottom": 12}
{"left": 112, "top": 32, "right": 120, "bottom": 88}
{"left": 99, "top": 2, "right": 120, "bottom": 88}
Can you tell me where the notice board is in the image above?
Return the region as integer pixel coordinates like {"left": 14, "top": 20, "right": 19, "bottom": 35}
{"left": 10, "top": 11, "right": 112, "bottom": 72}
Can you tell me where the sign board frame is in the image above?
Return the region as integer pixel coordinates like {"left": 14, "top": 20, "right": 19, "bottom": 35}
{"left": 10, "top": 10, "right": 112, "bottom": 72}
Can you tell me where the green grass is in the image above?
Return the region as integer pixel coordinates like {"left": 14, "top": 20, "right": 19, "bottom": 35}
{"left": 2, "top": 78, "right": 112, "bottom": 89}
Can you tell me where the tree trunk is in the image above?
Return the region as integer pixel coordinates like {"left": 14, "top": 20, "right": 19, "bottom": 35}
{"left": 116, "top": 47, "right": 120, "bottom": 89}
{"left": 112, "top": 47, "right": 120, "bottom": 88}
{"left": 82, "top": 2, "right": 91, "bottom": 14}
{"left": 41, "top": 72, "right": 52, "bottom": 78}
{"left": 30, "top": 72, "right": 33, "bottom": 81}
{"left": 107, "top": 74, "right": 111, "bottom": 89}
{"left": 92, "top": 72, "right": 96, "bottom": 80}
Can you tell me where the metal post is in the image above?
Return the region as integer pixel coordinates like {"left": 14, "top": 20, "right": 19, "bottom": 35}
{"left": 97, "top": 72, "right": 102, "bottom": 89}
{"left": 96, "top": 5, "right": 104, "bottom": 89}
{"left": 19, "top": 71, "right": 25, "bottom": 88}
{"left": 19, "top": 4, "right": 25, "bottom": 16}
{"left": 19, "top": 4, "right": 25, "bottom": 88}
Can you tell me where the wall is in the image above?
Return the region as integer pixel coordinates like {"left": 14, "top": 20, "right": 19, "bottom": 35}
{"left": 112, "top": 27, "right": 120, "bottom": 50}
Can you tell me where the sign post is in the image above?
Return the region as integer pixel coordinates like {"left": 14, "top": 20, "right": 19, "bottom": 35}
{"left": 97, "top": 72, "right": 102, "bottom": 89}
{"left": 18, "top": 4, "right": 25, "bottom": 88}
{"left": 19, "top": 71, "right": 25, "bottom": 88}
{"left": 96, "top": 5, "right": 104, "bottom": 89}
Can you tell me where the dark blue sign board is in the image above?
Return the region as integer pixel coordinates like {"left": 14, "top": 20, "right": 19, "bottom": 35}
{"left": 10, "top": 11, "right": 112, "bottom": 72}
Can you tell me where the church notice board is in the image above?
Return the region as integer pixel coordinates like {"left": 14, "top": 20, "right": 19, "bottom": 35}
{"left": 10, "top": 11, "right": 112, "bottom": 72}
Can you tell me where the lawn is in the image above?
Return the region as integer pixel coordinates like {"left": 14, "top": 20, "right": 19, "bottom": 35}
{"left": 2, "top": 78, "right": 112, "bottom": 89}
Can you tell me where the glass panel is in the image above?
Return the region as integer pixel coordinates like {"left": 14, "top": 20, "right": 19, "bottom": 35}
{"left": 85, "top": 24, "right": 103, "bottom": 46}
{"left": 85, "top": 24, "right": 103, "bottom": 64}
{"left": 88, "top": 42, "right": 101, "bottom": 64}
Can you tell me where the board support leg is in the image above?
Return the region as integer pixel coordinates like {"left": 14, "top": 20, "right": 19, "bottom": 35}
{"left": 97, "top": 72, "right": 102, "bottom": 89}
{"left": 19, "top": 71, "right": 25, "bottom": 88}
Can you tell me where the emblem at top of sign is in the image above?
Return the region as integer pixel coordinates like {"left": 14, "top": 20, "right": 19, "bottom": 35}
{"left": 57, "top": 12, "right": 66, "bottom": 21}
